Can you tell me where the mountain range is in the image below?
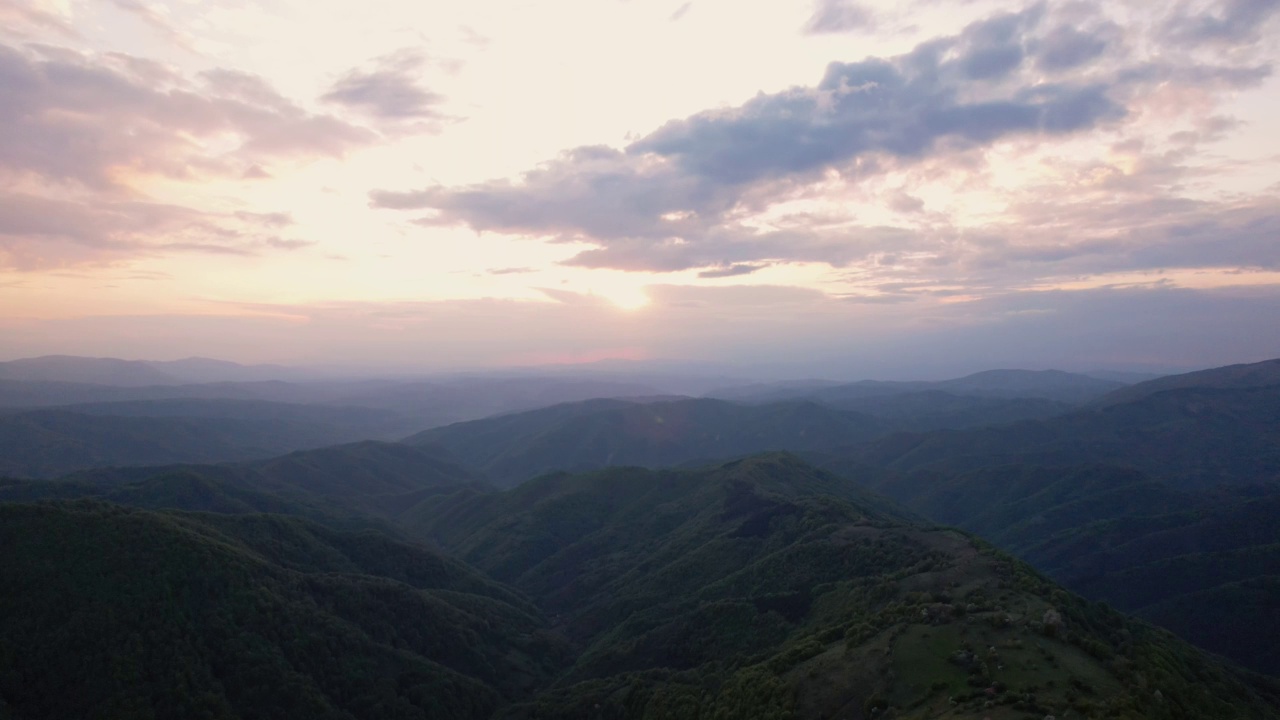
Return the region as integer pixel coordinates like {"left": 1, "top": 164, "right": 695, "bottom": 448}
{"left": 3, "top": 355, "right": 1280, "bottom": 716}
{"left": 5, "top": 456, "right": 1279, "bottom": 719}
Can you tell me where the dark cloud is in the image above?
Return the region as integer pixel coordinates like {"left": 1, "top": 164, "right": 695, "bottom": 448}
{"left": 698, "top": 263, "right": 770, "bottom": 278}
{"left": 803, "top": 0, "right": 875, "bottom": 34}
{"left": 888, "top": 190, "right": 925, "bottom": 214}
{"left": 1035, "top": 23, "right": 1115, "bottom": 72}
{"left": 1164, "top": 0, "right": 1280, "bottom": 45}
{"left": 630, "top": 16, "right": 1123, "bottom": 187}
{"left": 0, "top": 42, "right": 373, "bottom": 189}
{"left": 954, "top": 8, "right": 1038, "bottom": 80}
{"left": 322, "top": 50, "right": 446, "bottom": 122}
{"left": 372, "top": 8, "right": 1126, "bottom": 274}
{"left": 371, "top": 3, "right": 1277, "bottom": 285}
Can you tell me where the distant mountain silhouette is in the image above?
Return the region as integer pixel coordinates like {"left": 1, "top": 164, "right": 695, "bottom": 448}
{"left": 1090, "top": 357, "right": 1280, "bottom": 407}
{"left": 713, "top": 368, "right": 1124, "bottom": 405}
{"left": 0, "top": 356, "right": 180, "bottom": 386}
{"left": 406, "top": 397, "right": 891, "bottom": 488}
{"left": 0, "top": 401, "right": 413, "bottom": 478}
{"left": 838, "top": 359, "right": 1280, "bottom": 674}
{"left": 46, "top": 440, "right": 481, "bottom": 522}
{"left": 854, "top": 383, "right": 1280, "bottom": 488}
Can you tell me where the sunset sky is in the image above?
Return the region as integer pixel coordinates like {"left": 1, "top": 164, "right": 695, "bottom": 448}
{"left": 2, "top": 0, "right": 1278, "bottom": 376}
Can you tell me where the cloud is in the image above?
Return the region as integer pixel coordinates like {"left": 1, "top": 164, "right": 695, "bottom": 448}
{"left": 0, "top": 0, "right": 77, "bottom": 38}
{"left": 372, "top": 8, "right": 1129, "bottom": 272}
{"left": 0, "top": 42, "right": 374, "bottom": 190}
{"left": 1164, "top": 0, "right": 1280, "bottom": 46}
{"left": 669, "top": 2, "right": 692, "bottom": 21}
{"left": 698, "top": 263, "right": 770, "bottom": 278}
{"left": 803, "top": 0, "right": 875, "bottom": 34}
{"left": 370, "top": 2, "right": 1278, "bottom": 288}
{"left": 0, "top": 192, "right": 310, "bottom": 271}
{"left": 0, "top": 41, "right": 375, "bottom": 270}
{"left": 321, "top": 50, "right": 447, "bottom": 123}
{"left": 1034, "top": 22, "right": 1117, "bottom": 72}
{"left": 106, "top": 0, "right": 193, "bottom": 48}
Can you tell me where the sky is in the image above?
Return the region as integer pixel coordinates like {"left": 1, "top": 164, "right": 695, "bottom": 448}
{"left": 1, "top": 0, "right": 1278, "bottom": 377}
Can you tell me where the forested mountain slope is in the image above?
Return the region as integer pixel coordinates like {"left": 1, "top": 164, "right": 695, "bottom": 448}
{"left": 406, "top": 398, "right": 890, "bottom": 488}
{"left": 409, "top": 455, "right": 1280, "bottom": 719}
{"left": 5, "top": 455, "right": 1280, "bottom": 718}
{"left": 47, "top": 440, "right": 482, "bottom": 521}
{"left": 0, "top": 502, "right": 567, "bottom": 720}
{"left": 0, "top": 403, "right": 409, "bottom": 478}
{"left": 1091, "top": 357, "right": 1280, "bottom": 407}
{"left": 855, "top": 384, "right": 1280, "bottom": 489}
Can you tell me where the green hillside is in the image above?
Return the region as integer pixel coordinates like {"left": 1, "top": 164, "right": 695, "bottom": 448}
{"left": 0, "top": 502, "right": 567, "bottom": 720}
{"left": 855, "top": 384, "right": 1280, "bottom": 489}
{"left": 56, "top": 440, "right": 480, "bottom": 520}
{"left": 409, "top": 455, "right": 1280, "bottom": 719}
{"left": 5, "top": 455, "right": 1280, "bottom": 718}
{"left": 0, "top": 404, "right": 410, "bottom": 478}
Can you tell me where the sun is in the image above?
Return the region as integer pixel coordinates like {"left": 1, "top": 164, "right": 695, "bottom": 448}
{"left": 600, "top": 286, "right": 651, "bottom": 312}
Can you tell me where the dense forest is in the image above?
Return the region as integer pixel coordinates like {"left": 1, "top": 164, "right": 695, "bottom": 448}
{"left": 2, "top": 357, "right": 1279, "bottom": 717}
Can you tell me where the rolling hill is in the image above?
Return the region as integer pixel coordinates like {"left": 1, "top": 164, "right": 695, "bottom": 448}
{"left": 837, "top": 359, "right": 1280, "bottom": 674}
{"left": 1090, "top": 357, "right": 1280, "bottom": 407}
{"left": 854, "top": 383, "right": 1280, "bottom": 488}
{"left": 408, "top": 455, "right": 1280, "bottom": 718}
{"left": 405, "top": 398, "right": 891, "bottom": 488}
{"left": 0, "top": 501, "right": 567, "bottom": 720}
{"left": 43, "top": 440, "right": 483, "bottom": 522}
{"left": 6, "top": 455, "right": 1279, "bottom": 718}
{"left": 0, "top": 403, "right": 414, "bottom": 478}
{"left": 712, "top": 369, "right": 1125, "bottom": 406}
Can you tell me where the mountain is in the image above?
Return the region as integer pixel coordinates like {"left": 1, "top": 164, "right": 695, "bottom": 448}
{"left": 1084, "top": 369, "right": 1169, "bottom": 384}
{"left": 835, "top": 360, "right": 1280, "bottom": 674}
{"left": 49, "top": 440, "right": 482, "bottom": 522}
{"left": 407, "top": 455, "right": 1280, "bottom": 719}
{"left": 0, "top": 365, "right": 668, "bottom": 434}
{"left": 143, "top": 357, "right": 314, "bottom": 383}
{"left": 712, "top": 369, "right": 1125, "bottom": 406}
{"left": 0, "top": 401, "right": 418, "bottom": 478}
{"left": 0, "top": 355, "right": 324, "bottom": 386}
{"left": 854, "top": 383, "right": 1280, "bottom": 488}
{"left": 0, "top": 378, "right": 338, "bottom": 408}
{"left": 858, "top": 460, "right": 1280, "bottom": 676}
{"left": 1026, "top": 487, "right": 1280, "bottom": 676}
{"left": 406, "top": 398, "right": 891, "bottom": 488}
{"left": 820, "top": 390, "right": 1073, "bottom": 430}
{"left": 0, "top": 472, "right": 320, "bottom": 518}
{"left": 933, "top": 369, "right": 1126, "bottom": 403}
{"left": 1091, "top": 357, "right": 1280, "bottom": 407}
{"left": 0, "top": 356, "right": 179, "bottom": 386}
{"left": 0, "top": 501, "right": 568, "bottom": 720}
{"left": 6, "top": 455, "right": 1280, "bottom": 718}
